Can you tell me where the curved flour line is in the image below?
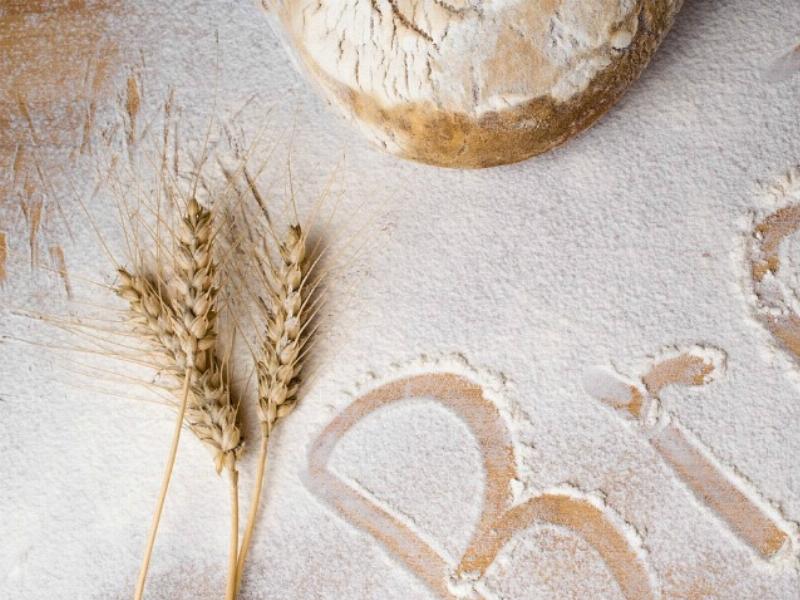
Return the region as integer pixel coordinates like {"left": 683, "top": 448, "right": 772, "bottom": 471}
{"left": 459, "top": 493, "right": 655, "bottom": 600}
{"left": 307, "top": 372, "right": 655, "bottom": 599}
{"left": 749, "top": 203, "right": 800, "bottom": 365}
{"left": 307, "top": 373, "right": 514, "bottom": 598}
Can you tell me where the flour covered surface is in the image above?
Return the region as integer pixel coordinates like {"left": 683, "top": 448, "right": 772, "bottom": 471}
{"left": 1, "top": 1, "right": 800, "bottom": 599}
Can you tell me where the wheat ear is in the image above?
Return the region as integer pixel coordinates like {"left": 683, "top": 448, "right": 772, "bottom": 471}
{"left": 235, "top": 222, "right": 308, "bottom": 594}
{"left": 118, "top": 198, "right": 243, "bottom": 600}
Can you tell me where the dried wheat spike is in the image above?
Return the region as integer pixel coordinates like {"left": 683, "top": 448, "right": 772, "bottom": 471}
{"left": 234, "top": 221, "right": 309, "bottom": 595}
{"left": 117, "top": 270, "right": 185, "bottom": 368}
{"left": 116, "top": 198, "right": 243, "bottom": 473}
{"left": 256, "top": 223, "right": 306, "bottom": 434}
{"left": 172, "top": 198, "right": 217, "bottom": 370}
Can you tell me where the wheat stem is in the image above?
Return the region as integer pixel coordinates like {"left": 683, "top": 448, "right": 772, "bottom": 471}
{"left": 234, "top": 423, "right": 270, "bottom": 595}
{"left": 134, "top": 369, "right": 192, "bottom": 600}
{"left": 225, "top": 468, "right": 240, "bottom": 600}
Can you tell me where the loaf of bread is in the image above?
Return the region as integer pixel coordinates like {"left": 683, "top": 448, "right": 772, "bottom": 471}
{"left": 268, "top": 1, "right": 682, "bottom": 168}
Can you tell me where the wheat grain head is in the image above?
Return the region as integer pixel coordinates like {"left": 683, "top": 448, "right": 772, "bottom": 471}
{"left": 117, "top": 198, "right": 243, "bottom": 473}
{"left": 255, "top": 222, "right": 307, "bottom": 434}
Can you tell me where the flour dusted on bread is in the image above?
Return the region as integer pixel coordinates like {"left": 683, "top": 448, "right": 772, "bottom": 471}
{"left": 268, "top": 0, "right": 682, "bottom": 167}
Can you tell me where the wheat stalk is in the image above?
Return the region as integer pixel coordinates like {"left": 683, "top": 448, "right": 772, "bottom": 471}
{"left": 118, "top": 197, "right": 243, "bottom": 600}
{"left": 234, "top": 219, "right": 309, "bottom": 594}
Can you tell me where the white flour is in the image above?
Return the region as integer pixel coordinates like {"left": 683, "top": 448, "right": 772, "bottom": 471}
{"left": 1, "top": 1, "right": 800, "bottom": 599}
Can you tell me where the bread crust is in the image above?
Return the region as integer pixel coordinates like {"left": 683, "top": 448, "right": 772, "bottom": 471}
{"left": 274, "top": 1, "right": 682, "bottom": 168}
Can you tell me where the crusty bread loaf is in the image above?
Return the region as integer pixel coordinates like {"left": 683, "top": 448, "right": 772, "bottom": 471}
{"left": 269, "top": 0, "right": 682, "bottom": 168}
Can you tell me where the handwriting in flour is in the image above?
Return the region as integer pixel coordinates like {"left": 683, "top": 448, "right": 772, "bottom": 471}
{"left": 306, "top": 373, "right": 656, "bottom": 599}
{"left": 747, "top": 186, "right": 800, "bottom": 368}
{"left": 583, "top": 347, "right": 792, "bottom": 561}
